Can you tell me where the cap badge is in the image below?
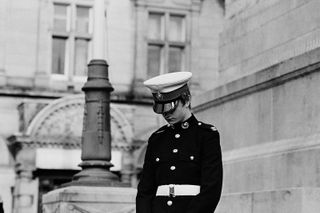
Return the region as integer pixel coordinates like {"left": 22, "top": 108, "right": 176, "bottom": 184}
{"left": 182, "top": 121, "right": 189, "bottom": 129}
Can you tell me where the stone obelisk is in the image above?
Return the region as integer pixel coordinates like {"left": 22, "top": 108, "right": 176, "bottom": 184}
{"left": 42, "top": 0, "right": 136, "bottom": 212}
{"left": 68, "top": 0, "right": 119, "bottom": 187}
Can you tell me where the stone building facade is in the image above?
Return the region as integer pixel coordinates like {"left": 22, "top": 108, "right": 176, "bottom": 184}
{"left": 0, "top": 0, "right": 224, "bottom": 213}
{"left": 192, "top": 0, "right": 320, "bottom": 212}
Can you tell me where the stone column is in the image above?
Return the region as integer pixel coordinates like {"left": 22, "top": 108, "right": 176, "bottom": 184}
{"left": 13, "top": 168, "right": 39, "bottom": 213}
{"left": 7, "top": 136, "right": 39, "bottom": 213}
{"left": 69, "top": 59, "right": 121, "bottom": 186}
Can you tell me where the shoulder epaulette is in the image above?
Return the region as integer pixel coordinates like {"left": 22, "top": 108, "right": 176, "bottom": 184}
{"left": 197, "top": 121, "right": 218, "bottom": 132}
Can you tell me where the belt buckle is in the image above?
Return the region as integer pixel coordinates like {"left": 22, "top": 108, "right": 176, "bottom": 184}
{"left": 169, "top": 184, "right": 175, "bottom": 197}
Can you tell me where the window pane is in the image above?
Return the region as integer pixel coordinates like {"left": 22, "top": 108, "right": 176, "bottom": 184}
{"left": 147, "top": 45, "right": 162, "bottom": 78}
{"left": 52, "top": 37, "right": 66, "bottom": 75}
{"left": 76, "top": 6, "right": 90, "bottom": 33}
{"left": 54, "top": 4, "right": 68, "bottom": 31}
{"left": 148, "top": 13, "right": 164, "bottom": 40}
{"left": 74, "top": 39, "right": 89, "bottom": 76}
{"left": 169, "top": 46, "right": 183, "bottom": 72}
{"left": 169, "top": 15, "right": 185, "bottom": 42}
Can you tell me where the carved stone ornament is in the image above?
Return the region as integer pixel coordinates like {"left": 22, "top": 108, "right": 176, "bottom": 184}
{"left": 25, "top": 94, "right": 134, "bottom": 150}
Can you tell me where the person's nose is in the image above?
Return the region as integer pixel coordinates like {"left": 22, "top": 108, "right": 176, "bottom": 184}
{"left": 162, "top": 110, "right": 172, "bottom": 117}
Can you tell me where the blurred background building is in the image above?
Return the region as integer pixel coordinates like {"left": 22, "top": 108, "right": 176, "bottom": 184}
{"left": 1, "top": 0, "right": 320, "bottom": 213}
{"left": 0, "top": 0, "right": 224, "bottom": 213}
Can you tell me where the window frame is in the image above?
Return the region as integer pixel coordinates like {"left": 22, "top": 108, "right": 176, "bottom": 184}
{"left": 146, "top": 10, "right": 188, "bottom": 78}
{"left": 51, "top": 1, "right": 93, "bottom": 82}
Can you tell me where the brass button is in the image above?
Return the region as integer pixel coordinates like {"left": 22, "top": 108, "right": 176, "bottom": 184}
{"left": 156, "top": 157, "right": 160, "bottom": 162}
{"left": 167, "top": 200, "right": 173, "bottom": 206}
{"left": 173, "top": 149, "right": 178, "bottom": 153}
{"left": 175, "top": 134, "right": 180, "bottom": 138}
{"left": 170, "top": 166, "right": 176, "bottom": 171}
{"left": 190, "top": 156, "right": 194, "bottom": 160}
{"left": 181, "top": 122, "right": 189, "bottom": 129}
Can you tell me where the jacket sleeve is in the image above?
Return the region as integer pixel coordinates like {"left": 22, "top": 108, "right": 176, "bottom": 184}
{"left": 186, "top": 130, "right": 223, "bottom": 213}
{"left": 136, "top": 138, "right": 157, "bottom": 213}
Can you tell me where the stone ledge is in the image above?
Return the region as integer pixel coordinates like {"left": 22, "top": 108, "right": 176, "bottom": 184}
{"left": 43, "top": 186, "right": 137, "bottom": 203}
{"left": 223, "top": 133, "right": 320, "bottom": 163}
{"left": 216, "top": 187, "right": 320, "bottom": 213}
{"left": 193, "top": 47, "right": 320, "bottom": 112}
{"left": 133, "top": 0, "right": 203, "bottom": 12}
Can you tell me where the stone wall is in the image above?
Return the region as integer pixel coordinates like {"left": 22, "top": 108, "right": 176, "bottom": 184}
{"left": 218, "top": 0, "right": 320, "bottom": 86}
{"left": 195, "top": 48, "right": 320, "bottom": 151}
{"left": 192, "top": 0, "right": 320, "bottom": 211}
{"left": 190, "top": 0, "right": 224, "bottom": 92}
{"left": 194, "top": 47, "right": 320, "bottom": 194}
{"left": 216, "top": 188, "right": 320, "bottom": 213}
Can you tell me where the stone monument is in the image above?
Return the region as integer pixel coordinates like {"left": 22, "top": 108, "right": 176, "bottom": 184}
{"left": 42, "top": 0, "right": 136, "bottom": 212}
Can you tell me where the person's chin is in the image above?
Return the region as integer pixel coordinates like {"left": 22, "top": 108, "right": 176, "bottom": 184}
{"left": 165, "top": 118, "right": 175, "bottom": 125}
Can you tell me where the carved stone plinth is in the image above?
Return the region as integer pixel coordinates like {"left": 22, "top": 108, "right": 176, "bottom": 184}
{"left": 42, "top": 186, "right": 136, "bottom": 213}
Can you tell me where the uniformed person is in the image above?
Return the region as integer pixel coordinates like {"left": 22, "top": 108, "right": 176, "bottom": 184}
{"left": 136, "top": 72, "right": 223, "bottom": 213}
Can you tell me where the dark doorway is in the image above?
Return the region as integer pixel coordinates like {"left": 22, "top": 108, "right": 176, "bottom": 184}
{"left": 35, "top": 169, "right": 79, "bottom": 213}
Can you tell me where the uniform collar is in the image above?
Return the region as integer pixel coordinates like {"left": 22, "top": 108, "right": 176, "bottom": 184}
{"left": 169, "top": 114, "right": 198, "bottom": 130}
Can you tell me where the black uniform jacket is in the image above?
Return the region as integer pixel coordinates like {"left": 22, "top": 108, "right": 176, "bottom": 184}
{"left": 136, "top": 114, "right": 223, "bottom": 213}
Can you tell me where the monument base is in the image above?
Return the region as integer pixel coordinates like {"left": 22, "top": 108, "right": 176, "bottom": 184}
{"left": 42, "top": 186, "right": 137, "bottom": 213}
{"left": 216, "top": 187, "right": 320, "bottom": 213}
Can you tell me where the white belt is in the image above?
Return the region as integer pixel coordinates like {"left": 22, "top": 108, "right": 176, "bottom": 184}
{"left": 156, "top": 184, "right": 200, "bottom": 197}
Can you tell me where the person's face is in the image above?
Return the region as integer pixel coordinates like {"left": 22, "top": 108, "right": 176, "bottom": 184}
{"left": 162, "top": 99, "right": 191, "bottom": 125}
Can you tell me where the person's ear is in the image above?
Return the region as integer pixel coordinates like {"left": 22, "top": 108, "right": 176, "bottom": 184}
{"left": 184, "top": 100, "right": 190, "bottom": 108}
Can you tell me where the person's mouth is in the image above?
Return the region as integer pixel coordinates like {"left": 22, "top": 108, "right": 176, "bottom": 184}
{"left": 165, "top": 116, "right": 172, "bottom": 120}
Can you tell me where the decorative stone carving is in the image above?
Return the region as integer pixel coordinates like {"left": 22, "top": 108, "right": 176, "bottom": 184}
{"left": 18, "top": 101, "right": 49, "bottom": 133}
{"left": 25, "top": 94, "right": 134, "bottom": 151}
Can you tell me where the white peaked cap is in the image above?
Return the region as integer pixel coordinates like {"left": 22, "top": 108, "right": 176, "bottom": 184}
{"left": 143, "top": 72, "right": 192, "bottom": 113}
{"left": 144, "top": 71, "right": 192, "bottom": 95}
